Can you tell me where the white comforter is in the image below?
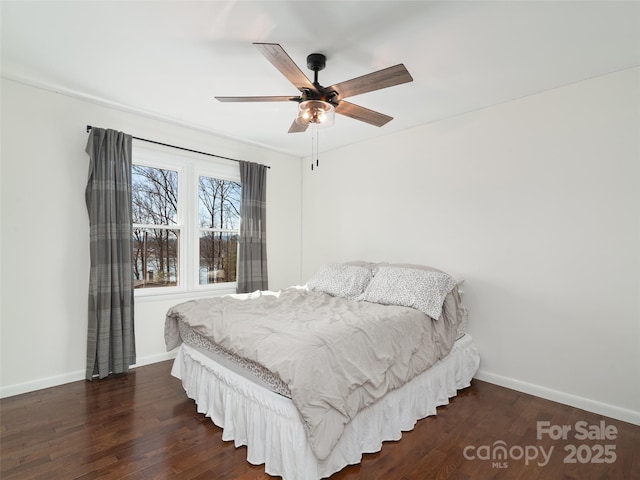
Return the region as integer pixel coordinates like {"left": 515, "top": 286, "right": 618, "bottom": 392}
{"left": 165, "top": 288, "right": 460, "bottom": 460}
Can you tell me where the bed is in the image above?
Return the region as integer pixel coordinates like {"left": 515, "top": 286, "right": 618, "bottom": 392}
{"left": 165, "top": 262, "right": 480, "bottom": 480}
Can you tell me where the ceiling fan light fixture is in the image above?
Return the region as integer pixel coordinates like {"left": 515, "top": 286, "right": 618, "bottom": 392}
{"left": 296, "top": 100, "right": 335, "bottom": 128}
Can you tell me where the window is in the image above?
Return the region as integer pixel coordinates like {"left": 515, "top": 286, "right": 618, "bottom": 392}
{"left": 198, "top": 176, "right": 241, "bottom": 285}
{"left": 132, "top": 144, "right": 241, "bottom": 295}
{"left": 132, "top": 165, "right": 180, "bottom": 289}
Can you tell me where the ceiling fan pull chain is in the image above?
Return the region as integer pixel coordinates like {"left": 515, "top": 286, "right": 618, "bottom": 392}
{"left": 310, "top": 124, "right": 320, "bottom": 171}
{"left": 316, "top": 128, "right": 320, "bottom": 169}
{"left": 311, "top": 125, "right": 315, "bottom": 171}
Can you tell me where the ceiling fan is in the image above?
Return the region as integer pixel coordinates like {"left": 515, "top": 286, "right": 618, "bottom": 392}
{"left": 215, "top": 43, "right": 414, "bottom": 133}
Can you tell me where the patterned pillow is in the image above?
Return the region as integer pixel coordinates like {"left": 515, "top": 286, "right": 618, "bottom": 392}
{"left": 306, "top": 263, "right": 373, "bottom": 299}
{"left": 358, "top": 266, "right": 456, "bottom": 319}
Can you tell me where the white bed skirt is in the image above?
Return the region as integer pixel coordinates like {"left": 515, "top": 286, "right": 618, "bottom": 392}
{"left": 171, "top": 334, "right": 480, "bottom": 480}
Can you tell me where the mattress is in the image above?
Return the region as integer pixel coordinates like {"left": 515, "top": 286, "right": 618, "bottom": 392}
{"left": 171, "top": 333, "right": 480, "bottom": 480}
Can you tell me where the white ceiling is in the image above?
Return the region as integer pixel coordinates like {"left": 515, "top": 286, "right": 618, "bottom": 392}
{"left": 2, "top": 1, "right": 639, "bottom": 157}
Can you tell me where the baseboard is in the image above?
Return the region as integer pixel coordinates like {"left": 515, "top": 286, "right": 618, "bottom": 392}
{"left": 5, "top": 358, "right": 637, "bottom": 427}
{"left": 0, "top": 351, "right": 177, "bottom": 399}
{"left": 0, "top": 369, "right": 86, "bottom": 399}
{"left": 131, "top": 351, "right": 177, "bottom": 369}
{"left": 474, "top": 369, "right": 640, "bottom": 426}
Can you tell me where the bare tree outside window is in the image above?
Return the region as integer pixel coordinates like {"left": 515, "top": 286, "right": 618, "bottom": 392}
{"left": 132, "top": 165, "right": 179, "bottom": 288}
{"left": 198, "top": 176, "right": 241, "bottom": 284}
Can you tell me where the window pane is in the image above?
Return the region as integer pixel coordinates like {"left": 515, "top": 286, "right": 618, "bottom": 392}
{"left": 199, "top": 231, "right": 238, "bottom": 285}
{"left": 198, "top": 176, "right": 241, "bottom": 229}
{"left": 133, "top": 228, "right": 179, "bottom": 288}
{"left": 132, "top": 165, "right": 178, "bottom": 225}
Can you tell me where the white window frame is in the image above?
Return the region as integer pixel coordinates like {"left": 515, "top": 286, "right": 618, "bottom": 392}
{"left": 192, "top": 167, "right": 242, "bottom": 292}
{"left": 132, "top": 143, "right": 240, "bottom": 298}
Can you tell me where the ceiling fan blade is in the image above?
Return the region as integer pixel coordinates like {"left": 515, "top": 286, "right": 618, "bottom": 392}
{"left": 288, "top": 118, "right": 309, "bottom": 133}
{"left": 328, "top": 64, "right": 413, "bottom": 100}
{"left": 253, "top": 43, "right": 319, "bottom": 94}
{"left": 215, "top": 95, "right": 299, "bottom": 102}
{"left": 335, "top": 101, "right": 393, "bottom": 127}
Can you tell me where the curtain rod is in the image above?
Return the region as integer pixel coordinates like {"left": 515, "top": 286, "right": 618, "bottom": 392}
{"left": 86, "top": 125, "right": 270, "bottom": 169}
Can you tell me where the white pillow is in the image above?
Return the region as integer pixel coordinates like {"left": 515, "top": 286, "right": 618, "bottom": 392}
{"left": 306, "top": 263, "right": 373, "bottom": 299}
{"left": 358, "top": 266, "right": 456, "bottom": 319}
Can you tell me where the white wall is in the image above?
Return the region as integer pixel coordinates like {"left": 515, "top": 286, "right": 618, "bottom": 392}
{"left": 2, "top": 68, "right": 639, "bottom": 425}
{"left": 301, "top": 68, "right": 640, "bottom": 424}
{"left": 0, "top": 78, "right": 302, "bottom": 396}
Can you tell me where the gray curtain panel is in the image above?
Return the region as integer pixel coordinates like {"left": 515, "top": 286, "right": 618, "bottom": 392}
{"left": 85, "top": 128, "right": 136, "bottom": 380}
{"left": 237, "top": 161, "right": 268, "bottom": 293}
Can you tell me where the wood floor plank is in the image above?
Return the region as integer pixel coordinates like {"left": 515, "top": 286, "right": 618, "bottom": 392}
{"left": 1, "top": 360, "right": 638, "bottom": 479}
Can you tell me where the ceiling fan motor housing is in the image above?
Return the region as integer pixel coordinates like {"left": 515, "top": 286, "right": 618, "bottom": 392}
{"left": 305, "top": 53, "right": 336, "bottom": 102}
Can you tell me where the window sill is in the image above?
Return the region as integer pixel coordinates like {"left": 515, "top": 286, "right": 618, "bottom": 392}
{"left": 134, "top": 284, "right": 237, "bottom": 303}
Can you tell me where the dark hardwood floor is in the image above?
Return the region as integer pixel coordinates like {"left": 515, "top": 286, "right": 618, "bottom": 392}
{"left": 1, "top": 360, "right": 638, "bottom": 479}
